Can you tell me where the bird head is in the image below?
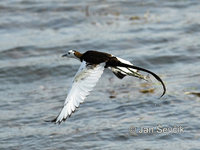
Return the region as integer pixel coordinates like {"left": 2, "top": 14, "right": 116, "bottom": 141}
{"left": 62, "top": 50, "right": 82, "bottom": 60}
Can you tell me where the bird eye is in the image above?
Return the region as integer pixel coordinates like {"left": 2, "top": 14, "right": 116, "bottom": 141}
{"left": 68, "top": 52, "right": 70, "bottom": 54}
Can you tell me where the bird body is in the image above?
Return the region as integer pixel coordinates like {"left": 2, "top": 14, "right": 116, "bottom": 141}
{"left": 51, "top": 50, "right": 166, "bottom": 124}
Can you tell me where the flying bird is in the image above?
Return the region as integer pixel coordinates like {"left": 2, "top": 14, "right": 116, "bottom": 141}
{"left": 51, "top": 50, "right": 166, "bottom": 124}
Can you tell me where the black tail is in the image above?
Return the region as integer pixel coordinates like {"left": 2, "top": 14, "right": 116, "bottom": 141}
{"left": 106, "top": 60, "right": 166, "bottom": 98}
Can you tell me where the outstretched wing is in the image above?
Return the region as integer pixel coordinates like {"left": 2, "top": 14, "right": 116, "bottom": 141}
{"left": 52, "top": 61, "right": 105, "bottom": 124}
{"left": 111, "top": 57, "right": 146, "bottom": 80}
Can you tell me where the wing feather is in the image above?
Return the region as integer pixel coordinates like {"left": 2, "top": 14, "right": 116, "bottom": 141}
{"left": 53, "top": 61, "right": 105, "bottom": 123}
{"left": 116, "top": 57, "right": 137, "bottom": 73}
{"left": 110, "top": 57, "right": 146, "bottom": 80}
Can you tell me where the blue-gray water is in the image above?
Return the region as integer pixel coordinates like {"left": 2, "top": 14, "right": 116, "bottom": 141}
{"left": 0, "top": 0, "right": 200, "bottom": 150}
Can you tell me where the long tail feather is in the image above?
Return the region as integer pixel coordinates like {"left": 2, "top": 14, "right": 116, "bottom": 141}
{"left": 111, "top": 61, "right": 166, "bottom": 98}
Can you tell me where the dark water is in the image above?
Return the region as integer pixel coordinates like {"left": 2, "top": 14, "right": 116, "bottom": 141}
{"left": 1, "top": 0, "right": 200, "bottom": 149}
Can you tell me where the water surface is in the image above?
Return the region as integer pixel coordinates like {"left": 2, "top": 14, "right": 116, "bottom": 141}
{"left": 0, "top": 0, "right": 200, "bottom": 150}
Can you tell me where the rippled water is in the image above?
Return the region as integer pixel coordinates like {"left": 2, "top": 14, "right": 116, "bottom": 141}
{"left": 1, "top": 0, "right": 200, "bottom": 149}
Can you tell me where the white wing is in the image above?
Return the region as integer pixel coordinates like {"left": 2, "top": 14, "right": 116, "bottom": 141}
{"left": 53, "top": 61, "right": 105, "bottom": 123}
{"left": 116, "top": 57, "right": 137, "bottom": 74}
{"left": 110, "top": 57, "right": 146, "bottom": 80}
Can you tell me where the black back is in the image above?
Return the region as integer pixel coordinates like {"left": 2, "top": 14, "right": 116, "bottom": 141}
{"left": 81, "top": 51, "right": 112, "bottom": 64}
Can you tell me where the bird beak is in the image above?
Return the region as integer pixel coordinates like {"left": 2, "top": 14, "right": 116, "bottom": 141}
{"left": 62, "top": 53, "right": 68, "bottom": 57}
